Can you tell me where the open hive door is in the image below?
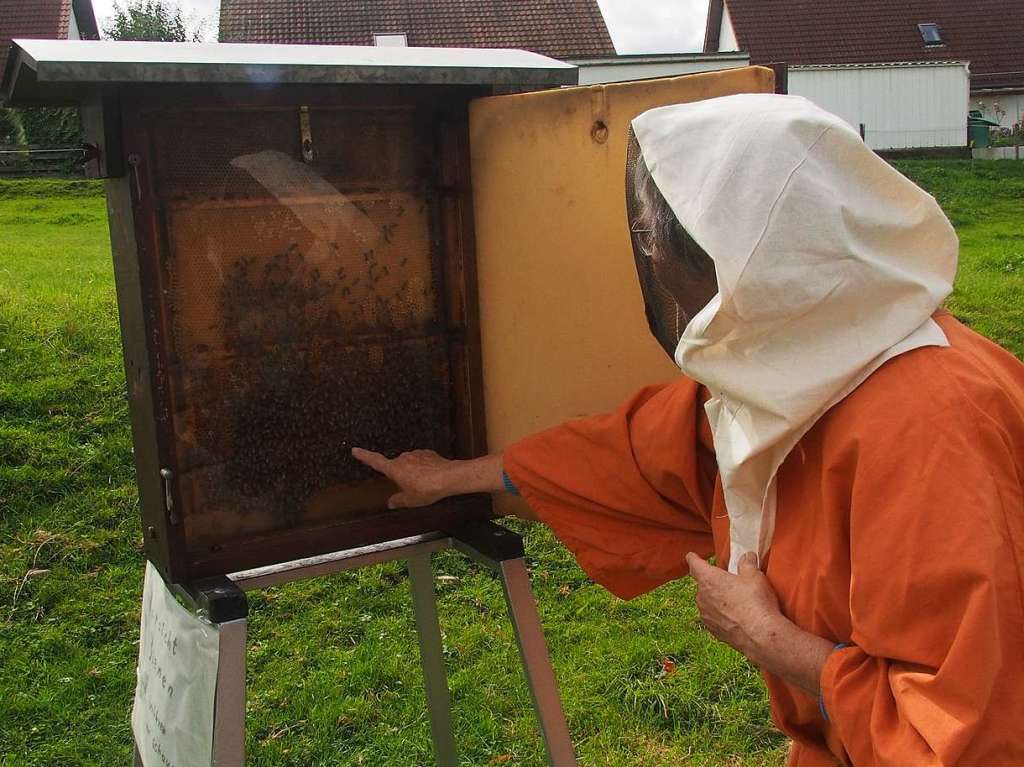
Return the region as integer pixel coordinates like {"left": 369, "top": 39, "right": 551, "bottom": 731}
{"left": 469, "top": 66, "right": 775, "bottom": 515}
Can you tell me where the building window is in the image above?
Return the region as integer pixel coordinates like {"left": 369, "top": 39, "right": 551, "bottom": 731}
{"left": 918, "top": 23, "right": 944, "bottom": 46}
{"left": 373, "top": 33, "right": 408, "bottom": 47}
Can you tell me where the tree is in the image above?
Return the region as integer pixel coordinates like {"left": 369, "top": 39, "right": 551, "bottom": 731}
{"left": 104, "top": 0, "right": 207, "bottom": 42}
{"left": 19, "top": 108, "right": 80, "bottom": 145}
{"left": 0, "top": 109, "right": 27, "bottom": 145}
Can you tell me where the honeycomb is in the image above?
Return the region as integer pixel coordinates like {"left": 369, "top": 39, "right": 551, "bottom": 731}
{"left": 146, "top": 106, "right": 456, "bottom": 549}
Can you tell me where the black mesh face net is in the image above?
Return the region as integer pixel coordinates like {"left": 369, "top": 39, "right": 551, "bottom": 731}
{"left": 625, "top": 128, "right": 714, "bottom": 359}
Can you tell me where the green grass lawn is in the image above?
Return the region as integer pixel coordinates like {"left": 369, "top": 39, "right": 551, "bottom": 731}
{"left": 1, "top": 160, "right": 1022, "bottom": 767}
{"left": 893, "top": 160, "right": 1024, "bottom": 356}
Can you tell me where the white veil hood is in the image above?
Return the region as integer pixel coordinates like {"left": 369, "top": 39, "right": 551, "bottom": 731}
{"left": 631, "top": 94, "right": 958, "bottom": 572}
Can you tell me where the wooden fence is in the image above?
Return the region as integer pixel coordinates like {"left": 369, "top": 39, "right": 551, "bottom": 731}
{"left": 0, "top": 144, "right": 84, "bottom": 176}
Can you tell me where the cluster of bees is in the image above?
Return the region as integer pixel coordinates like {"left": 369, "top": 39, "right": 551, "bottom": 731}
{"left": 183, "top": 237, "right": 453, "bottom": 522}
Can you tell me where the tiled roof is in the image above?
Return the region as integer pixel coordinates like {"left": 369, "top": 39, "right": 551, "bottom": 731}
{"left": 1, "top": 0, "right": 70, "bottom": 83}
{"left": 708, "top": 0, "right": 1024, "bottom": 91}
{"left": 1, "top": 0, "right": 97, "bottom": 85}
{"left": 219, "top": 0, "right": 616, "bottom": 59}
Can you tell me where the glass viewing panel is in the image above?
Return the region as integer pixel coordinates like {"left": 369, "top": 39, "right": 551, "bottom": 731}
{"left": 144, "top": 105, "right": 454, "bottom": 557}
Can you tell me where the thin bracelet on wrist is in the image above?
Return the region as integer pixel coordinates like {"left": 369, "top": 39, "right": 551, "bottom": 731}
{"left": 818, "top": 642, "right": 850, "bottom": 723}
{"left": 501, "top": 470, "right": 520, "bottom": 496}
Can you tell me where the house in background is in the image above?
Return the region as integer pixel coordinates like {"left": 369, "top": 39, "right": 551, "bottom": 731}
{"left": 705, "top": 0, "right": 1024, "bottom": 150}
{"left": 0, "top": 0, "right": 99, "bottom": 83}
{"left": 219, "top": 0, "right": 761, "bottom": 92}
{"left": 219, "top": 0, "right": 616, "bottom": 60}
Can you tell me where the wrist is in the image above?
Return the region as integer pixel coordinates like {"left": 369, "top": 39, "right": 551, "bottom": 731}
{"left": 743, "top": 610, "right": 795, "bottom": 668}
{"left": 439, "top": 453, "right": 506, "bottom": 497}
{"left": 746, "top": 612, "right": 835, "bottom": 697}
{"left": 435, "top": 457, "right": 467, "bottom": 497}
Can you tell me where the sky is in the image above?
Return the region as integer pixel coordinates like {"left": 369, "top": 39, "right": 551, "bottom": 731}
{"left": 88, "top": 0, "right": 710, "bottom": 53}
{"left": 597, "top": 0, "right": 708, "bottom": 53}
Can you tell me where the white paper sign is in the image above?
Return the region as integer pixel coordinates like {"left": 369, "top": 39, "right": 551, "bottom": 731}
{"left": 132, "top": 562, "right": 219, "bottom": 767}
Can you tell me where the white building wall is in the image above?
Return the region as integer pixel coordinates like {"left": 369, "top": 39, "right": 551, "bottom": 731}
{"left": 789, "top": 63, "right": 969, "bottom": 150}
{"left": 973, "top": 92, "right": 1024, "bottom": 130}
{"left": 68, "top": 10, "right": 81, "bottom": 39}
{"left": 575, "top": 55, "right": 750, "bottom": 86}
{"left": 719, "top": 5, "right": 739, "bottom": 52}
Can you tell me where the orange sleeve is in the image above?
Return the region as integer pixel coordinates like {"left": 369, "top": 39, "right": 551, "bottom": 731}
{"left": 503, "top": 377, "right": 717, "bottom": 600}
{"left": 819, "top": 402, "right": 1024, "bottom": 765}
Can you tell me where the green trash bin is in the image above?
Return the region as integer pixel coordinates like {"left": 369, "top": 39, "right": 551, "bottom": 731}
{"left": 968, "top": 110, "right": 1000, "bottom": 148}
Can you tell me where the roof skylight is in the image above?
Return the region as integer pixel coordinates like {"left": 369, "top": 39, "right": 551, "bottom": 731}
{"left": 373, "top": 33, "right": 409, "bottom": 47}
{"left": 918, "top": 23, "right": 944, "bottom": 46}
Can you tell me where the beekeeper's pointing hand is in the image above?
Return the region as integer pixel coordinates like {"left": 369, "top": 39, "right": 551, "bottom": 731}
{"left": 352, "top": 448, "right": 521, "bottom": 514}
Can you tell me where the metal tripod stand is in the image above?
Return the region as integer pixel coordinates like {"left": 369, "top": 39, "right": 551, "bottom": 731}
{"left": 132, "top": 521, "right": 577, "bottom": 767}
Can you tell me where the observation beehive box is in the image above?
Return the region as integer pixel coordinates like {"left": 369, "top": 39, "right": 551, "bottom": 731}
{"left": 2, "top": 40, "right": 775, "bottom": 584}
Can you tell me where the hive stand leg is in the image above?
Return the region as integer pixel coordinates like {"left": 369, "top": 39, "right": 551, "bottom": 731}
{"left": 212, "top": 617, "right": 248, "bottom": 767}
{"left": 450, "top": 522, "right": 578, "bottom": 767}
{"left": 408, "top": 553, "right": 458, "bottom": 767}
{"left": 499, "top": 558, "right": 577, "bottom": 767}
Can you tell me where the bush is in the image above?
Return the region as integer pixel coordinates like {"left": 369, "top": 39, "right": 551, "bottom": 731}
{"left": 991, "top": 123, "right": 1023, "bottom": 148}
{"left": 1, "top": 109, "right": 27, "bottom": 143}
{"left": 18, "top": 107, "right": 81, "bottom": 146}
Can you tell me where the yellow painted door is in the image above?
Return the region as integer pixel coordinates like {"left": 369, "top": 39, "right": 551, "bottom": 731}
{"left": 469, "top": 66, "right": 775, "bottom": 494}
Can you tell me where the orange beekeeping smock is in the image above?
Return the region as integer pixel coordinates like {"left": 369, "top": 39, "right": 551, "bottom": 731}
{"left": 503, "top": 313, "right": 1024, "bottom": 766}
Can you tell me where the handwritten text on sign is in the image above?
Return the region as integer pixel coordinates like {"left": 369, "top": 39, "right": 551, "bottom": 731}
{"left": 132, "top": 563, "right": 219, "bottom": 767}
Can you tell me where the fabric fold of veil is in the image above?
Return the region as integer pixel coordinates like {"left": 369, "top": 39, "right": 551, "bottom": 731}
{"left": 631, "top": 94, "right": 958, "bottom": 572}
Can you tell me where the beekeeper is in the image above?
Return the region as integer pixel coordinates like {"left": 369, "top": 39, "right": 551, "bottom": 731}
{"left": 355, "top": 94, "right": 1024, "bottom": 766}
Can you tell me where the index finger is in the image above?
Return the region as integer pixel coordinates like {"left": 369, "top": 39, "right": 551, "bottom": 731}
{"left": 685, "top": 552, "right": 719, "bottom": 582}
{"left": 352, "top": 447, "right": 391, "bottom": 476}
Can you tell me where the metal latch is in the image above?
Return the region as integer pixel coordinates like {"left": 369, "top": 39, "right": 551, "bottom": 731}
{"left": 160, "top": 468, "right": 178, "bottom": 525}
{"left": 127, "top": 153, "right": 143, "bottom": 200}
{"left": 300, "top": 106, "right": 314, "bottom": 163}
